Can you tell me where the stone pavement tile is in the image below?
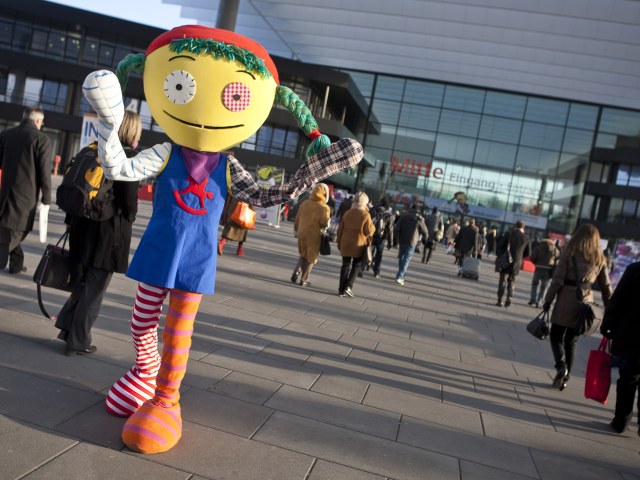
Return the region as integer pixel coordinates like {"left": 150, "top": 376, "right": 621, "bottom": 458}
{"left": 218, "top": 296, "right": 280, "bottom": 315}
{"left": 23, "top": 442, "right": 191, "bottom": 480}
{"left": 317, "top": 318, "right": 359, "bottom": 335}
{"left": 0, "top": 310, "right": 60, "bottom": 342}
{"left": 209, "top": 370, "right": 281, "bottom": 404}
{"left": 254, "top": 411, "right": 460, "bottom": 480}
{"left": 374, "top": 341, "right": 414, "bottom": 361}
{"left": 191, "top": 322, "right": 271, "bottom": 354}
{"left": 354, "top": 328, "right": 461, "bottom": 359}
{"left": 481, "top": 413, "right": 640, "bottom": 473}
{"left": 311, "top": 373, "right": 369, "bottom": 403}
{"left": 199, "top": 302, "right": 289, "bottom": 330}
{"left": 336, "top": 333, "right": 377, "bottom": 352}
{"left": 530, "top": 448, "right": 628, "bottom": 480}
{"left": 188, "top": 333, "right": 224, "bottom": 360}
{"left": 135, "top": 420, "right": 314, "bottom": 480}
{"left": 265, "top": 384, "right": 400, "bottom": 440}
{"left": 375, "top": 320, "right": 412, "bottom": 339}
{"left": 622, "top": 472, "right": 640, "bottom": 480}
{"left": 183, "top": 359, "right": 231, "bottom": 390}
{"left": 459, "top": 350, "right": 520, "bottom": 374}
{"left": 304, "top": 353, "right": 442, "bottom": 401}
{"left": 181, "top": 388, "right": 273, "bottom": 437}
{"left": 0, "top": 415, "right": 77, "bottom": 480}
{"left": 258, "top": 343, "right": 311, "bottom": 365}
{"left": 411, "top": 343, "right": 463, "bottom": 363}
{"left": 308, "top": 459, "right": 386, "bottom": 480}
{"left": 459, "top": 459, "right": 537, "bottom": 480}
{"left": 398, "top": 415, "right": 539, "bottom": 477}
{"left": 0, "top": 332, "right": 128, "bottom": 393}
{"left": 364, "top": 383, "right": 482, "bottom": 434}
{"left": 471, "top": 377, "right": 529, "bottom": 403}
{"left": 268, "top": 307, "right": 325, "bottom": 326}
{"left": 256, "top": 325, "right": 350, "bottom": 359}
{"left": 54, "top": 402, "right": 127, "bottom": 449}
{"left": 443, "top": 382, "right": 555, "bottom": 430}
{"left": 201, "top": 346, "right": 320, "bottom": 388}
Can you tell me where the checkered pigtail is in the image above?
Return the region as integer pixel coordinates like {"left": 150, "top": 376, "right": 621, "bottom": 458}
{"left": 116, "top": 53, "right": 146, "bottom": 91}
{"left": 275, "top": 85, "right": 331, "bottom": 159}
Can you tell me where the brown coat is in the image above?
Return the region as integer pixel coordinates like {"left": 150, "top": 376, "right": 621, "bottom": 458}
{"left": 544, "top": 252, "right": 612, "bottom": 328}
{"left": 221, "top": 196, "right": 253, "bottom": 242}
{"left": 337, "top": 206, "right": 374, "bottom": 258}
{"left": 294, "top": 185, "right": 330, "bottom": 264}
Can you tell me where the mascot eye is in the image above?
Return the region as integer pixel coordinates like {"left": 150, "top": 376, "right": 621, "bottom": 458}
{"left": 222, "top": 82, "right": 251, "bottom": 111}
{"left": 164, "top": 70, "right": 196, "bottom": 104}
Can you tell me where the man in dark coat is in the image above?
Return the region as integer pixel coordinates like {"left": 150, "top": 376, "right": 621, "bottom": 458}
{"left": 394, "top": 204, "right": 428, "bottom": 285}
{"left": 0, "top": 107, "right": 52, "bottom": 273}
{"left": 422, "top": 206, "right": 444, "bottom": 264}
{"left": 601, "top": 262, "right": 640, "bottom": 434}
{"left": 454, "top": 218, "right": 477, "bottom": 275}
{"left": 495, "top": 220, "right": 530, "bottom": 307}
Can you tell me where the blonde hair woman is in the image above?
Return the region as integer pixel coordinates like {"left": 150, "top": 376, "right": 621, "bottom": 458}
{"left": 542, "top": 224, "right": 612, "bottom": 390}
{"left": 336, "top": 191, "right": 374, "bottom": 297}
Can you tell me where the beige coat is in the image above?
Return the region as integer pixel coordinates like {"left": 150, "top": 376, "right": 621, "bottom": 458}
{"left": 337, "top": 206, "right": 374, "bottom": 258}
{"left": 294, "top": 185, "right": 330, "bottom": 264}
{"left": 544, "top": 252, "right": 612, "bottom": 328}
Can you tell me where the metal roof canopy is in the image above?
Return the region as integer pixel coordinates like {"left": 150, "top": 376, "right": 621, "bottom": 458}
{"left": 164, "top": 0, "right": 640, "bottom": 110}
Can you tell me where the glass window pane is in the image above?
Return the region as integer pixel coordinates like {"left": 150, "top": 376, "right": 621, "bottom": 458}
{"left": 520, "top": 122, "right": 563, "bottom": 150}
{"left": 567, "top": 103, "right": 598, "bottom": 130}
{"left": 47, "top": 30, "right": 66, "bottom": 58}
{"left": 23, "top": 77, "right": 42, "bottom": 106}
{"left": 516, "top": 147, "right": 559, "bottom": 175}
{"left": 345, "top": 70, "right": 375, "bottom": 99}
{"left": 629, "top": 165, "right": 640, "bottom": 188}
{"left": 588, "top": 162, "right": 603, "bottom": 182}
{"left": 438, "top": 110, "right": 480, "bottom": 136}
{"left": 99, "top": 42, "right": 115, "bottom": 67}
{"left": 483, "top": 91, "right": 526, "bottom": 119}
{"left": 478, "top": 116, "right": 521, "bottom": 143}
{"left": 434, "top": 134, "right": 475, "bottom": 163}
{"left": 394, "top": 127, "right": 436, "bottom": 155}
{"left": 371, "top": 98, "right": 401, "bottom": 124}
{"left": 562, "top": 128, "right": 593, "bottom": 154}
{"left": 609, "top": 198, "right": 623, "bottom": 218}
{"left": 0, "top": 20, "right": 12, "bottom": 46}
{"left": 474, "top": 140, "right": 517, "bottom": 171}
{"left": 599, "top": 108, "right": 640, "bottom": 136}
{"left": 31, "top": 29, "right": 47, "bottom": 52}
{"left": 65, "top": 34, "right": 81, "bottom": 61}
{"left": 82, "top": 36, "right": 99, "bottom": 66}
{"left": 525, "top": 98, "right": 569, "bottom": 125}
{"left": 139, "top": 100, "right": 153, "bottom": 130}
{"left": 374, "top": 76, "right": 405, "bottom": 101}
{"left": 403, "top": 80, "right": 444, "bottom": 107}
{"left": 616, "top": 164, "right": 630, "bottom": 186}
{"left": 398, "top": 103, "right": 440, "bottom": 131}
{"left": 595, "top": 133, "right": 616, "bottom": 149}
{"left": 443, "top": 86, "right": 485, "bottom": 113}
{"left": 13, "top": 22, "right": 30, "bottom": 51}
{"left": 366, "top": 124, "right": 397, "bottom": 149}
{"left": 622, "top": 199, "right": 637, "bottom": 217}
{"left": 41, "top": 80, "right": 58, "bottom": 109}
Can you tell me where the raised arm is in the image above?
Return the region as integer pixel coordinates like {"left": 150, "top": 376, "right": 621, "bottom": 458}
{"left": 82, "top": 70, "right": 169, "bottom": 181}
{"left": 228, "top": 138, "right": 363, "bottom": 208}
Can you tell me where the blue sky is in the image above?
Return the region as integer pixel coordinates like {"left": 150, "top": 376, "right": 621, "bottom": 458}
{"left": 46, "top": 0, "right": 195, "bottom": 29}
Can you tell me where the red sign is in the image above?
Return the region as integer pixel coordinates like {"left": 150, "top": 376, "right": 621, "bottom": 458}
{"left": 389, "top": 156, "right": 444, "bottom": 179}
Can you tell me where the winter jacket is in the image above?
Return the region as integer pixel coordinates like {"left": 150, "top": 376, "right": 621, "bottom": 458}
{"left": 455, "top": 225, "right": 477, "bottom": 255}
{"left": 294, "top": 184, "right": 330, "bottom": 264}
{"left": 395, "top": 209, "right": 428, "bottom": 247}
{"left": 601, "top": 262, "right": 640, "bottom": 360}
{"left": 337, "top": 205, "right": 374, "bottom": 258}
{"left": 544, "top": 252, "right": 612, "bottom": 328}
{"left": 530, "top": 239, "right": 560, "bottom": 270}
{"left": 0, "top": 120, "right": 53, "bottom": 232}
{"left": 68, "top": 146, "right": 139, "bottom": 274}
{"left": 496, "top": 228, "right": 530, "bottom": 276}
{"left": 424, "top": 213, "right": 443, "bottom": 241}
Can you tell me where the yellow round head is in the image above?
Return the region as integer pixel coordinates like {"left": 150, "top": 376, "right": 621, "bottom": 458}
{"left": 142, "top": 26, "right": 278, "bottom": 152}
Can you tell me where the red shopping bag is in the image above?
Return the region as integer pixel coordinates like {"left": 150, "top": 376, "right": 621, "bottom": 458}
{"left": 230, "top": 201, "right": 256, "bottom": 230}
{"left": 584, "top": 337, "right": 612, "bottom": 405}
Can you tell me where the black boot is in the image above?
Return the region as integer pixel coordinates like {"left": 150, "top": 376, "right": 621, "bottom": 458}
{"left": 552, "top": 367, "right": 569, "bottom": 390}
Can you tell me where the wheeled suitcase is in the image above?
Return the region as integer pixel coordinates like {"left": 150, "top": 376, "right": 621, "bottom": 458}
{"left": 461, "top": 257, "right": 481, "bottom": 280}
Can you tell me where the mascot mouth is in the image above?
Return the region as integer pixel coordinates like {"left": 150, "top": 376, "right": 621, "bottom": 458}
{"left": 163, "top": 110, "right": 243, "bottom": 130}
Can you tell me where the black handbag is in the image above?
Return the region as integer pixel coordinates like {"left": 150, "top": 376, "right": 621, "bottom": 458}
{"left": 33, "top": 231, "right": 74, "bottom": 319}
{"left": 527, "top": 310, "right": 550, "bottom": 340}
{"left": 571, "top": 256, "right": 602, "bottom": 336}
{"left": 319, "top": 232, "right": 331, "bottom": 256}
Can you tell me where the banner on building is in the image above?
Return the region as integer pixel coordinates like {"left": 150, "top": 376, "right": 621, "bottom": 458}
{"left": 255, "top": 166, "right": 285, "bottom": 226}
{"left": 80, "top": 113, "right": 99, "bottom": 148}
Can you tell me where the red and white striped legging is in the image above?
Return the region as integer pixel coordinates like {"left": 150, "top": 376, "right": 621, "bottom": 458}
{"left": 106, "top": 283, "right": 167, "bottom": 416}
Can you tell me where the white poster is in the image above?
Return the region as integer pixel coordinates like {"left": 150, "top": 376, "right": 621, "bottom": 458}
{"left": 80, "top": 113, "right": 99, "bottom": 148}
{"left": 255, "top": 166, "right": 285, "bottom": 226}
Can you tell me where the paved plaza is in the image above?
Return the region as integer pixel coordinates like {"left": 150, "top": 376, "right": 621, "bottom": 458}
{"left": 1, "top": 181, "right": 639, "bottom": 480}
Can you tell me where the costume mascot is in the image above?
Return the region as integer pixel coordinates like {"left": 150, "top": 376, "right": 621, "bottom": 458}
{"left": 82, "top": 25, "right": 363, "bottom": 454}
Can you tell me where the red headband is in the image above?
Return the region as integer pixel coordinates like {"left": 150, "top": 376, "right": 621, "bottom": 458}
{"left": 146, "top": 25, "right": 279, "bottom": 85}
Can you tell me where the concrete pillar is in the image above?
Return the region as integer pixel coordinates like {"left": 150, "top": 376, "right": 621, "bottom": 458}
{"left": 216, "top": 0, "right": 240, "bottom": 31}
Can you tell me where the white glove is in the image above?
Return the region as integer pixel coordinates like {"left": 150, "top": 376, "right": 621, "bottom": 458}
{"left": 82, "top": 70, "right": 124, "bottom": 129}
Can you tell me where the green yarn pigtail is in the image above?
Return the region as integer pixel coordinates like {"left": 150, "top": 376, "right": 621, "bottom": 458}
{"left": 115, "top": 53, "right": 146, "bottom": 91}
{"left": 275, "top": 85, "right": 331, "bottom": 158}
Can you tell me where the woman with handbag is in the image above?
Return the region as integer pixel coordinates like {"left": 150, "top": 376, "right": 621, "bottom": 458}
{"left": 217, "top": 196, "right": 255, "bottom": 256}
{"left": 55, "top": 111, "right": 141, "bottom": 356}
{"left": 290, "top": 183, "right": 331, "bottom": 287}
{"left": 542, "top": 224, "right": 612, "bottom": 390}
{"left": 337, "top": 191, "right": 374, "bottom": 297}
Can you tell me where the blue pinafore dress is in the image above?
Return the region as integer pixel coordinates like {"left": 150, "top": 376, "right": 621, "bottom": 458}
{"left": 126, "top": 146, "right": 227, "bottom": 294}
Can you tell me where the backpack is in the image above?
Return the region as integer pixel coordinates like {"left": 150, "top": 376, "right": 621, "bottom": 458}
{"left": 56, "top": 143, "right": 116, "bottom": 221}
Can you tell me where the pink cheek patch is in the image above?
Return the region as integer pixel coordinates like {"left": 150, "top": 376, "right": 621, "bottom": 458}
{"left": 222, "top": 82, "right": 251, "bottom": 111}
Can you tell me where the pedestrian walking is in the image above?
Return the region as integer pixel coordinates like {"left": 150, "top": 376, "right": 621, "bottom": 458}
{"left": 542, "top": 224, "right": 612, "bottom": 390}
{"left": 394, "top": 204, "right": 428, "bottom": 285}
{"left": 495, "top": 220, "right": 530, "bottom": 307}
{"left": 528, "top": 232, "right": 560, "bottom": 308}
{"left": 486, "top": 227, "right": 497, "bottom": 257}
{"left": 55, "top": 111, "right": 141, "bottom": 356}
{"left": 218, "top": 196, "right": 254, "bottom": 256}
{"left": 422, "top": 206, "right": 444, "bottom": 264}
{"left": 601, "top": 262, "right": 640, "bottom": 434}
{"left": 337, "top": 191, "right": 374, "bottom": 296}
{"left": 454, "top": 219, "right": 477, "bottom": 275}
{"left": 369, "top": 204, "right": 393, "bottom": 278}
{"left": 0, "top": 107, "right": 53, "bottom": 274}
{"left": 291, "top": 183, "right": 331, "bottom": 287}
